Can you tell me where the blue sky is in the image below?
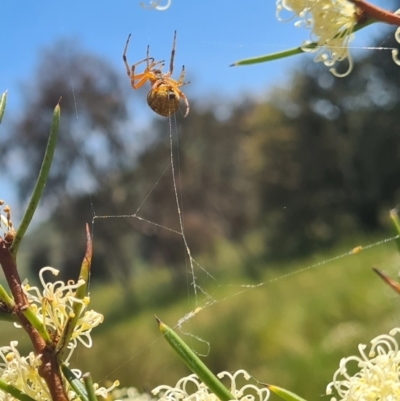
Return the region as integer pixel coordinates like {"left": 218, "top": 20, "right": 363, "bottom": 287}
{"left": 0, "top": 0, "right": 390, "bottom": 110}
{"left": 0, "top": 0, "right": 395, "bottom": 209}
{"left": 1, "top": 1, "right": 304, "bottom": 111}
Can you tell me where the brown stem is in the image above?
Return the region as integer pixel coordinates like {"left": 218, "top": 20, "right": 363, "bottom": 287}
{"left": 0, "top": 238, "right": 68, "bottom": 401}
{"left": 350, "top": 0, "right": 400, "bottom": 26}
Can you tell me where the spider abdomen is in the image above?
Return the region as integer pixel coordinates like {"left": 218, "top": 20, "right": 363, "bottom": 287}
{"left": 147, "top": 86, "right": 180, "bottom": 117}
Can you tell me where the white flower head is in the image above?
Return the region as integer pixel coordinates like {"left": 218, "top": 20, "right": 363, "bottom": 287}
{"left": 326, "top": 327, "right": 400, "bottom": 401}
{"left": 139, "top": 0, "right": 171, "bottom": 11}
{"left": 0, "top": 341, "right": 118, "bottom": 401}
{"left": 0, "top": 341, "right": 50, "bottom": 401}
{"left": 111, "top": 386, "right": 156, "bottom": 401}
{"left": 276, "top": 0, "right": 360, "bottom": 76}
{"left": 152, "top": 370, "right": 270, "bottom": 401}
{"left": 22, "top": 267, "right": 104, "bottom": 356}
{"left": 392, "top": 9, "right": 400, "bottom": 66}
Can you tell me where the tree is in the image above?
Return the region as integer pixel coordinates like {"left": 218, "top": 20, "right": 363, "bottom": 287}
{"left": 1, "top": 39, "right": 131, "bottom": 203}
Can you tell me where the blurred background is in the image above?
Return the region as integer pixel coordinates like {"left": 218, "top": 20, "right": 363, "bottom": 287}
{"left": 1, "top": 0, "right": 400, "bottom": 399}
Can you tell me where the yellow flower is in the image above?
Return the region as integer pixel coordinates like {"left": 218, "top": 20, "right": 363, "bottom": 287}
{"left": 276, "top": 0, "right": 359, "bottom": 76}
{"left": 326, "top": 328, "right": 400, "bottom": 401}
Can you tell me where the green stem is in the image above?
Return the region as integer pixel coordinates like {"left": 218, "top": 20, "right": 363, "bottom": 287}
{"left": 156, "top": 317, "right": 235, "bottom": 401}
{"left": 9, "top": 100, "right": 61, "bottom": 258}
{"left": 0, "top": 377, "right": 36, "bottom": 401}
{"left": 21, "top": 306, "right": 53, "bottom": 345}
{"left": 0, "top": 285, "right": 16, "bottom": 322}
{"left": 0, "top": 284, "right": 15, "bottom": 310}
{"left": 83, "top": 373, "right": 98, "bottom": 401}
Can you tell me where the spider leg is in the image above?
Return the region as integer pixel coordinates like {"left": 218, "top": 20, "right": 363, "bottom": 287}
{"left": 123, "top": 34, "right": 157, "bottom": 77}
{"left": 131, "top": 57, "right": 155, "bottom": 77}
{"left": 168, "top": 30, "right": 177, "bottom": 76}
{"left": 131, "top": 73, "right": 150, "bottom": 90}
{"left": 146, "top": 45, "right": 151, "bottom": 68}
{"left": 176, "top": 65, "right": 190, "bottom": 87}
{"left": 147, "top": 59, "right": 165, "bottom": 71}
{"left": 179, "top": 90, "right": 190, "bottom": 118}
{"left": 123, "top": 34, "right": 133, "bottom": 77}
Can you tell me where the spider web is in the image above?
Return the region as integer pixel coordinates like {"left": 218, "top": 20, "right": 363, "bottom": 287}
{"left": 87, "top": 104, "right": 400, "bottom": 382}
{"left": 3, "top": 1, "right": 400, "bottom": 395}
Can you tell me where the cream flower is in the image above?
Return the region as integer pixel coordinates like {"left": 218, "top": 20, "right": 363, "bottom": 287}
{"left": 326, "top": 327, "right": 400, "bottom": 401}
{"left": 21, "top": 267, "right": 103, "bottom": 354}
{"left": 0, "top": 341, "right": 50, "bottom": 401}
{"left": 139, "top": 0, "right": 171, "bottom": 11}
{"left": 111, "top": 386, "right": 156, "bottom": 401}
{"left": 276, "top": 0, "right": 359, "bottom": 76}
{"left": 392, "top": 9, "right": 400, "bottom": 66}
{"left": 152, "top": 370, "right": 270, "bottom": 401}
{"left": 0, "top": 341, "right": 117, "bottom": 401}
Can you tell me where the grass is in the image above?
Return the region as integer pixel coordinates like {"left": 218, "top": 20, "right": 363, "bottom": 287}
{"left": 82, "top": 232, "right": 400, "bottom": 399}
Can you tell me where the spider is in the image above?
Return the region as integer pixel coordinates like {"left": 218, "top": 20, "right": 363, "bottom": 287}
{"left": 122, "top": 31, "right": 190, "bottom": 117}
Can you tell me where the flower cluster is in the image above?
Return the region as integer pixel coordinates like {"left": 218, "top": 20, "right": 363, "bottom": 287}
{"left": 0, "top": 266, "right": 112, "bottom": 401}
{"left": 0, "top": 341, "right": 118, "bottom": 401}
{"left": 326, "top": 327, "right": 400, "bottom": 400}
{"left": 0, "top": 341, "right": 51, "bottom": 401}
{"left": 22, "top": 267, "right": 104, "bottom": 355}
{"left": 152, "top": 370, "right": 270, "bottom": 401}
{"left": 139, "top": 0, "right": 171, "bottom": 11}
{"left": 111, "top": 387, "right": 156, "bottom": 401}
{"left": 276, "top": 0, "right": 360, "bottom": 76}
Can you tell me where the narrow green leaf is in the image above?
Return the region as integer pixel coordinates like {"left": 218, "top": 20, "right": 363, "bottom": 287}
{"left": 390, "top": 209, "right": 400, "bottom": 254}
{"left": 56, "top": 224, "right": 92, "bottom": 358}
{"left": 82, "top": 373, "right": 98, "bottom": 401}
{"left": 156, "top": 317, "right": 235, "bottom": 401}
{"left": 230, "top": 44, "right": 315, "bottom": 67}
{"left": 61, "top": 364, "right": 89, "bottom": 401}
{"left": 10, "top": 100, "right": 61, "bottom": 258}
{"left": 266, "top": 384, "right": 308, "bottom": 401}
{"left": 0, "top": 377, "right": 36, "bottom": 401}
{"left": 0, "top": 91, "right": 7, "bottom": 124}
{"left": 230, "top": 19, "right": 375, "bottom": 67}
{"left": 76, "top": 223, "right": 92, "bottom": 298}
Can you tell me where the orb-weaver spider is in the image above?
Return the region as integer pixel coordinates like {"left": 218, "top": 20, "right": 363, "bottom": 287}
{"left": 122, "top": 31, "right": 190, "bottom": 117}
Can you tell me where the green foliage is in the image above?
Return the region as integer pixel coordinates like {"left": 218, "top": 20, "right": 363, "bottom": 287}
{"left": 53, "top": 233, "right": 397, "bottom": 401}
{"left": 2, "top": 32, "right": 399, "bottom": 294}
{"left": 157, "top": 318, "right": 235, "bottom": 401}
{"left": 0, "top": 40, "right": 129, "bottom": 202}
